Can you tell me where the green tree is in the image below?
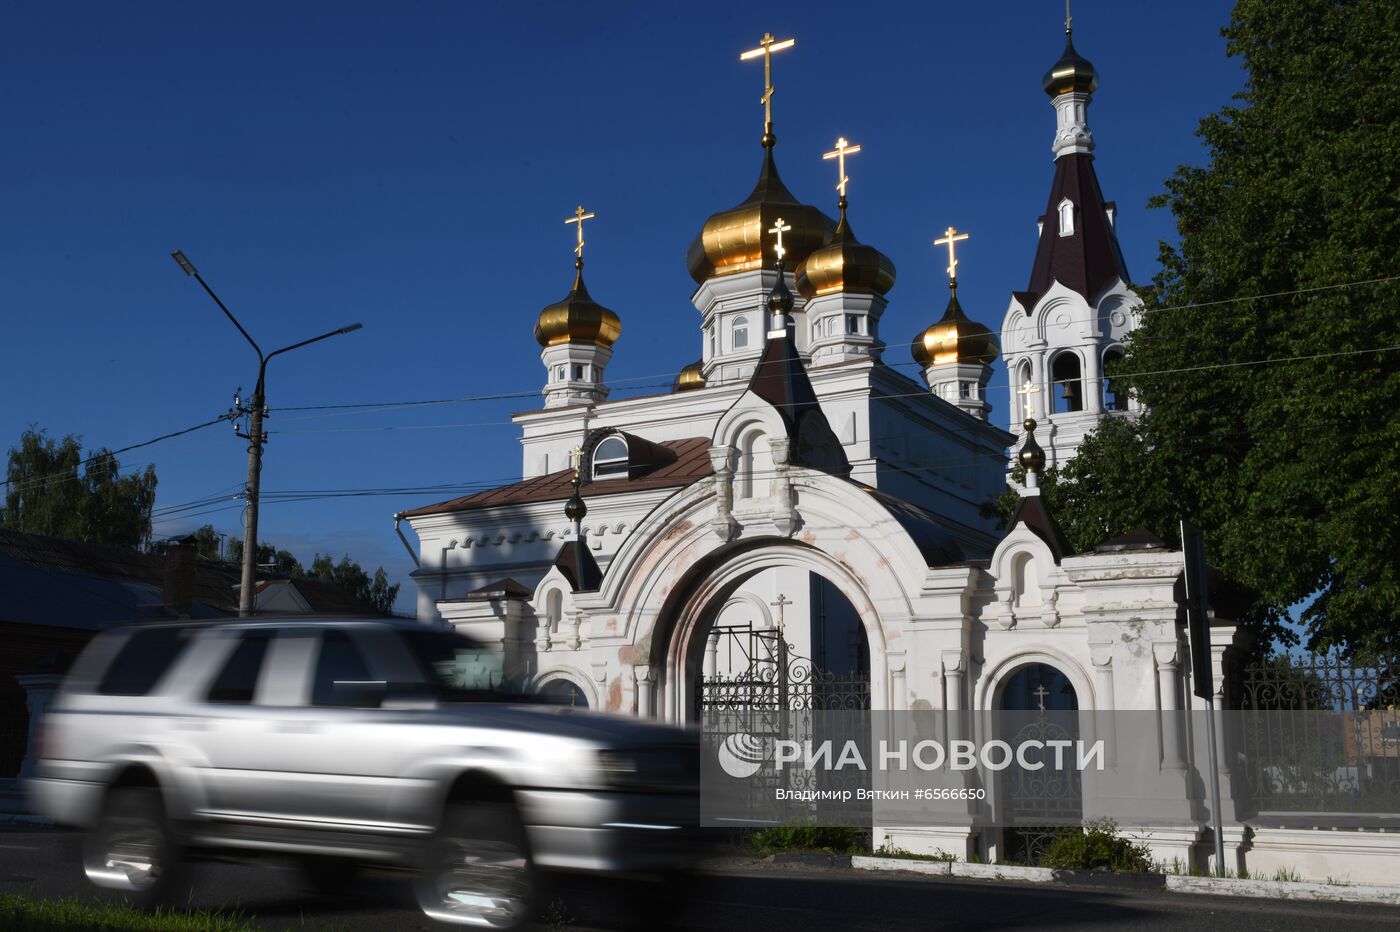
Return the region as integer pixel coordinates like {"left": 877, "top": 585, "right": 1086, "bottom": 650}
{"left": 227, "top": 537, "right": 306, "bottom": 577}
{"left": 310, "top": 552, "right": 401, "bottom": 616}
{"left": 1, "top": 427, "right": 158, "bottom": 550}
{"left": 1017, "top": 0, "right": 1400, "bottom": 654}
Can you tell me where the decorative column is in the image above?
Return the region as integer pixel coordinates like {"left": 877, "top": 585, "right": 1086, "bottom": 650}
{"left": 705, "top": 630, "right": 721, "bottom": 678}
{"left": 767, "top": 438, "right": 798, "bottom": 536}
{"left": 1090, "top": 641, "right": 1116, "bottom": 768}
{"left": 1154, "top": 643, "right": 1187, "bottom": 772}
{"left": 709, "top": 445, "right": 738, "bottom": 541}
{"left": 634, "top": 665, "right": 655, "bottom": 719}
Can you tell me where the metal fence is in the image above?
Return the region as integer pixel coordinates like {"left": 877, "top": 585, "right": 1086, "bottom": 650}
{"left": 1236, "top": 652, "right": 1400, "bottom": 815}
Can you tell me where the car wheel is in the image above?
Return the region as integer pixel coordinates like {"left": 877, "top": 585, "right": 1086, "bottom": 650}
{"left": 415, "top": 801, "right": 534, "bottom": 928}
{"left": 82, "top": 786, "right": 185, "bottom": 909}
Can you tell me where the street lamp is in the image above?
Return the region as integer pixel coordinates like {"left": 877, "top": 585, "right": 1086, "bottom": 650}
{"left": 171, "top": 249, "right": 362, "bottom": 617}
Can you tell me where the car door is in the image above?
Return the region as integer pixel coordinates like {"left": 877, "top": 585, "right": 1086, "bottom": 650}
{"left": 239, "top": 626, "right": 429, "bottom": 834}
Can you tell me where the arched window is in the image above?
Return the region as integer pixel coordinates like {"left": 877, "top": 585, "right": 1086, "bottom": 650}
{"left": 545, "top": 588, "right": 562, "bottom": 634}
{"left": 1102, "top": 347, "right": 1128, "bottom": 412}
{"left": 732, "top": 316, "right": 749, "bottom": 350}
{"left": 538, "top": 678, "right": 587, "bottom": 707}
{"left": 736, "top": 429, "right": 769, "bottom": 499}
{"left": 708, "top": 328, "right": 716, "bottom": 358}
{"left": 592, "top": 436, "right": 628, "bottom": 479}
{"left": 1051, "top": 352, "right": 1083, "bottom": 413}
{"left": 1015, "top": 361, "right": 1036, "bottom": 419}
{"left": 1058, "top": 198, "right": 1075, "bottom": 237}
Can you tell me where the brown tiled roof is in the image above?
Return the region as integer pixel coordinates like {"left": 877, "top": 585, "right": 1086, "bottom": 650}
{"left": 401, "top": 437, "right": 714, "bottom": 518}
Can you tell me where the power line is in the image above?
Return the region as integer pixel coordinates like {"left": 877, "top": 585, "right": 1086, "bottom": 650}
{"left": 0, "top": 413, "right": 235, "bottom": 497}
{"left": 264, "top": 274, "right": 1400, "bottom": 419}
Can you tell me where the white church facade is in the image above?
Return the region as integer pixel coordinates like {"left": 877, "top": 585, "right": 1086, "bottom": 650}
{"left": 398, "top": 29, "right": 1392, "bottom": 882}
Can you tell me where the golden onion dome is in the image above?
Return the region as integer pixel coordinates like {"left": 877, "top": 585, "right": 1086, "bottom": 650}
{"left": 794, "top": 209, "right": 896, "bottom": 299}
{"left": 672, "top": 359, "right": 706, "bottom": 392}
{"left": 1043, "top": 30, "right": 1098, "bottom": 97}
{"left": 686, "top": 146, "right": 836, "bottom": 285}
{"left": 534, "top": 260, "right": 621, "bottom": 348}
{"left": 912, "top": 286, "right": 999, "bottom": 367}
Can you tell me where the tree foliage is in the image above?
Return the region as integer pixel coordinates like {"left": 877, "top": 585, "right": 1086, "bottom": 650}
{"left": 1014, "top": 1, "right": 1400, "bottom": 655}
{"left": 194, "top": 524, "right": 401, "bottom": 615}
{"left": 1, "top": 427, "right": 158, "bottom": 550}
{"left": 309, "top": 553, "right": 401, "bottom": 617}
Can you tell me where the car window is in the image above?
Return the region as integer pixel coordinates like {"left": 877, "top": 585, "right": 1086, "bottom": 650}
{"left": 311, "top": 630, "right": 379, "bottom": 707}
{"left": 96, "top": 627, "right": 192, "bottom": 696}
{"left": 399, "top": 628, "right": 522, "bottom": 700}
{"left": 206, "top": 632, "right": 273, "bottom": 704}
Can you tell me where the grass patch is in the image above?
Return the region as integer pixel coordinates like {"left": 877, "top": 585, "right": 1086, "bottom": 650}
{"left": 871, "top": 845, "right": 957, "bottom": 862}
{"left": 0, "top": 894, "right": 253, "bottom": 932}
{"left": 1040, "top": 819, "right": 1156, "bottom": 874}
{"left": 748, "top": 826, "right": 867, "bottom": 856}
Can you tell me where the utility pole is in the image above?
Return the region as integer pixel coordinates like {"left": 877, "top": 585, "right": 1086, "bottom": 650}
{"left": 172, "top": 250, "right": 362, "bottom": 617}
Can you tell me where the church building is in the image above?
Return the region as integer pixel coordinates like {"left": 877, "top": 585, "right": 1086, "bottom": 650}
{"left": 394, "top": 26, "right": 1298, "bottom": 876}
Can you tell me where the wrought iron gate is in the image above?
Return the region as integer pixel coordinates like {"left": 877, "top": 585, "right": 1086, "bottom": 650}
{"left": 698, "top": 622, "right": 871, "bottom": 814}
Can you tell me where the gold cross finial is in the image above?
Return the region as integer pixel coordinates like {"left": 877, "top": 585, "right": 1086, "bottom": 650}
{"left": 569, "top": 445, "right": 584, "bottom": 478}
{"left": 740, "top": 32, "right": 796, "bottom": 131}
{"left": 934, "top": 226, "right": 970, "bottom": 282}
{"left": 564, "top": 205, "right": 596, "bottom": 259}
{"left": 1017, "top": 377, "right": 1042, "bottom": 421}
{"left": 769, "top": 217, "right": 792, "bottom": 262}
{"left": 822, "top": 136, "right": 863, "bottom": 201}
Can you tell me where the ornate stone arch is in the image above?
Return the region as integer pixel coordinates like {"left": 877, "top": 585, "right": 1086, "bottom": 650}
{"left": 576, "top": 469, "right": 936, "bottom": 721}
{"left": 530, "top": 666, "right": 598, "bottom": 708}
{"left": 976, "top": 646, "right": 1096, "bottom": 712}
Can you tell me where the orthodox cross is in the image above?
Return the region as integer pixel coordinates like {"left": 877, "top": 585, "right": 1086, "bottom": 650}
{"left": 564, "top": 205, "right": 595, "bottom": 259}
{"left": 740, "top": 32, "right": 796, "bottom": 130}
{"left": 1065, "top": 0, "right": 1072, "bottom": 34}
{"left": 568, "top": 445, "right": 584, "bottom": 479}
{"left": 1017, "top": 377, "right": 1042, "bottom": 420}
{"left": 770, "top": 593, "right": 793, "bottom": 634}
{"left": 822, "top": 136, "right": 862, "bottom": 200}
{"left": 1034, "top": 683, "right": 1050, "bottom": 712}
{"left": 934, "top": 226, "right": 970, "bottom": 283}
{"left": 769, "top": 218, "right": 791, "bottom": 262}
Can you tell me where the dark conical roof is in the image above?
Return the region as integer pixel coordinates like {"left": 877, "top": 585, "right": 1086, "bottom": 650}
{"left": 1012, "top": 155, "right": 1130, "bottom": 310}
{"left": 744, "top": 315, "right": 850, "bottom": 475}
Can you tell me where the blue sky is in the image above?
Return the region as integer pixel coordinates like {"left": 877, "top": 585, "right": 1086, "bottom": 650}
{"left": 0, "top": 1, "right": 1240, "bottom": 610}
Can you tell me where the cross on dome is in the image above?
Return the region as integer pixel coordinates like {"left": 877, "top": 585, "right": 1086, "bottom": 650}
{"left": 823, "top": 136, "right": 862, "bottom": 201}
{"left": 740, "top": 32, "right": 796, "bottom": 139}
{"left": 1017, "top": 377, "right": 1042, "bottom": 421}
{"left": 934, "top": 225, "right": 970, "bottom": 283}
{"left": 565, "top": 205, "right": 596, "bottom": 260}
{"left": 769, "top": 217, "right": 792, "bottom": 262}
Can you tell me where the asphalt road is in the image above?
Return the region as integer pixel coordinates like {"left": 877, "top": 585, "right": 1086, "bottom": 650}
{"left": 1, "top": 828, "right": 1396, "bottom": 931}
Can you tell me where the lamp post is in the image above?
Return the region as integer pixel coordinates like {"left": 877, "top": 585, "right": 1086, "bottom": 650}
{"left": 171, "top": 250, "right": 362, "bottom": 617}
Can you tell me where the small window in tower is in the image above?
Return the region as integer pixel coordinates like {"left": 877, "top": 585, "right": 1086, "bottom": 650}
{"left": 573, "top": 364, "right": 585, "bottom": 380}
{"left": 555, "top": 365, "right": 565, "bottom": 382}
{"left": 1051, "top": 352, "right": 1084, "bottom": 413}
{"left": 733, "top": 316, "right": 749, "bottom": 350}
{"left": 1058, "top": 198, "right": 1075, "bottom": 237}
{"left": 1103, "top": 347, "right": 1128, "bottom": 412}
{"left": 959, "top": 381, "right": 972, "bottom": 400}
{"left": 847, "top": 315, "right": 860, "bottom": 335}
{"left": 708, "top": 328, "right": 716, "bottom": 358}
{"left": 592, "top": 436, "right": 629, "bottom": 479}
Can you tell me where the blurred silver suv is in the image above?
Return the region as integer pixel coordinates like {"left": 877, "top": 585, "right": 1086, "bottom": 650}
{"left": 28, "top": 618, "right": 700, "bottom": 927}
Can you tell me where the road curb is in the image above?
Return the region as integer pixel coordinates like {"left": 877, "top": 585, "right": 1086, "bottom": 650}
{"left": 850, "top": 856, "right": 1400, "bottom": 905}
{"left": 1165, "top": 874, "right": 1400, "bottom": 905}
